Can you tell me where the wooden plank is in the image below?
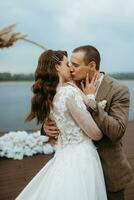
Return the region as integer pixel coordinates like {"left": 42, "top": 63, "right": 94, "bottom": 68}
{"left": 0, "top": 155, "right": 53, "bottom": 200}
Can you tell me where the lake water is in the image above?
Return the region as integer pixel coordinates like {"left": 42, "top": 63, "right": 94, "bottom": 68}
{"left": 0, "top": 80, "right": 134, "bottom": 132}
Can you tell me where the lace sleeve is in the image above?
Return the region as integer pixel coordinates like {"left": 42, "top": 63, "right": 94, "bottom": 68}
{"left": 66, "top": 89, "right": 103, "bottom": 141}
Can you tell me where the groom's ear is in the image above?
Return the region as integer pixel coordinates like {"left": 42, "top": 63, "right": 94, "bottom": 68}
{"left": 88, "top": 61, "right": 96, "bottom": 71}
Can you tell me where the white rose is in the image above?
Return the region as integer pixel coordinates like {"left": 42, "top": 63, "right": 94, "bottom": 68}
{"left": 98, "top": 99, "right": 107, "bottom": 109}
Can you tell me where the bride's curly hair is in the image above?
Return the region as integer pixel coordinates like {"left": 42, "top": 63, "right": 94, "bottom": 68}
{"left": 26, "top": 49, "right": 67, "bottom": 124}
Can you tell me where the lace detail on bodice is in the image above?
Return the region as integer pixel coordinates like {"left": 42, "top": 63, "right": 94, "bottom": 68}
{"left": 50, "top": 84, "right": 90, "bottom": 147}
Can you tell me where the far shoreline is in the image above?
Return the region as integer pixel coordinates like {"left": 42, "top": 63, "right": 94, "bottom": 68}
{"left": 0, "top": 72, "right": 134, "bottom": 82}
{"left": 0, "top": 79, "right": 134, "bottom": 82}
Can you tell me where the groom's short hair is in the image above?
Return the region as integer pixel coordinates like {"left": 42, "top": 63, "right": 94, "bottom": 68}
{"left": 73, "top": 45, "right": 101, "bottom": 70}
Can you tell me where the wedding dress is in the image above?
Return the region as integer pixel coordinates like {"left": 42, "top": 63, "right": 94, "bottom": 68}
{"left": 16, "top": 83, "right": 107, "bottom": 200}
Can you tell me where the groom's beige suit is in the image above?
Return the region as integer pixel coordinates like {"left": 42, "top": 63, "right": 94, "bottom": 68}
{"left": 89, "top": 74, "right": 133, "bottom": 192}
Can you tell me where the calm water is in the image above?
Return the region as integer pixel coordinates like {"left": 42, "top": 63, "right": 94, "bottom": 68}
{"left": 0, "top": 80, "right": 134, "bottom": 132}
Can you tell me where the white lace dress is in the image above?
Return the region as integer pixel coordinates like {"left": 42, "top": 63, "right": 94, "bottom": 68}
{"left": 16, "top": 84, "right": 107, "bottom": 200}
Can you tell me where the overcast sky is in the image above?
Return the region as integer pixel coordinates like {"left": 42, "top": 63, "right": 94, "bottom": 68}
{"left": 0, "top": 0, "right": 134, "bottom": 73}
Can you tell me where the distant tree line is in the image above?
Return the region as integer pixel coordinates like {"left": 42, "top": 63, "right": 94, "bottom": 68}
{"left": 110, "top": 72, "right": 134, "bottom": 80}
{"left": 0, "top": 73, "right": 34, "bottom": 81}
{"left": 0, "top": 72, "right": 134, "bottom": 81}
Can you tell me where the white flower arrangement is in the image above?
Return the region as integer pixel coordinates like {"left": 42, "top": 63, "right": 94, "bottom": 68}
{"left": 0, "top": 131, "right": 55, "bottom": 160}
{"left": 98, "top": 99, "right": 107, "bottom": 109}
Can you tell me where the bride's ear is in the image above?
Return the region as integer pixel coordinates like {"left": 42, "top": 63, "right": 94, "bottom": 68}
{"left": 55, "top": 64, "right": 60, "bottom": 71}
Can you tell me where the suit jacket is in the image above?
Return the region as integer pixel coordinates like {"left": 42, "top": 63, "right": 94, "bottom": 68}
{"left": 92, "top": 74, "right": 133, "bottom": 192}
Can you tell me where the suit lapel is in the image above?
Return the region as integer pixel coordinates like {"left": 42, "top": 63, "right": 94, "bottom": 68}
{"left": 95, "top": 74, "right": 112, "bottom": 102}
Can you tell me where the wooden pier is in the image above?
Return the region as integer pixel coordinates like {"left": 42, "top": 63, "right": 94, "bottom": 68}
{"left": 0, "top": 121, "right": 134, "bottom": 200}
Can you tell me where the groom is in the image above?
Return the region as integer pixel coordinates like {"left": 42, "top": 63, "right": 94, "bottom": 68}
{"left": 42, "top": 45, "right": 133, "bottom": 200}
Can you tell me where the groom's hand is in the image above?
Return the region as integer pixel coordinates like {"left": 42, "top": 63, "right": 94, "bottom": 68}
{"left": 43, "top": 118, "right": 60, "bottom": 138}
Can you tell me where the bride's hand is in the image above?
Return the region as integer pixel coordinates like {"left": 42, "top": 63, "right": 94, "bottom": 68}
{"left": 81, "top": 73, "right": 99, "bottom": 95}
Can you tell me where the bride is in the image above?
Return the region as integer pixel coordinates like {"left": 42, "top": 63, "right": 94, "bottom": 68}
{"left": 16, "top": 50, "right": 107, "bottom": 200}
